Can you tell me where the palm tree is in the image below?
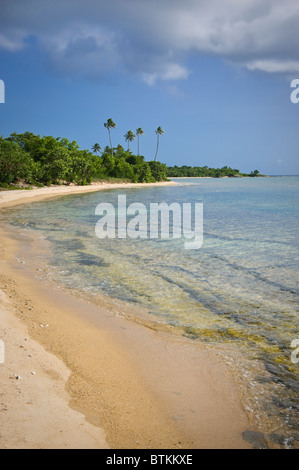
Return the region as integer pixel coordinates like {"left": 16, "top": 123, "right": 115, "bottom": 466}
{"left": 154, "top": 126, "right": 164, "bottom": 161}
{"left": 92, "top": 143, "right": 101, "bottom": 155}
{"left": 136, "top": 127, "right": 144, "bottom": 156}
{"left": 104, "top": 118, "right": 116, "bottom": 156}
{"left": 124, "top": 130, "right": 135, "bottom": 150}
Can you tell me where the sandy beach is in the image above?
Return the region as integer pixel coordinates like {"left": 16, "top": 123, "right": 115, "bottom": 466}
{"left": 0, "top": 181, "right": 176, "bottom": 209}
{"left": 0, "top": 182, "right": 253, "bottom": 449}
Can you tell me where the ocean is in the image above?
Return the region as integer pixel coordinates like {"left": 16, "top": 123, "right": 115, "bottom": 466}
{"left": 3, "top": 175, "right": 299, "bottom": 447}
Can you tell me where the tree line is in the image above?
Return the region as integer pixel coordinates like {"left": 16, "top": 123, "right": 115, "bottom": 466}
{"left": 167, "top": 165, "right": 260, "bottom": 178}
{"left": 0, "top": 120, "right": 260, "bottom": 187}
{"left": 0, "top": 130, "right": 168, "bottom": 187}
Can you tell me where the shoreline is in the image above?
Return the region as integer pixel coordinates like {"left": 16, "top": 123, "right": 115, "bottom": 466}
{"left": 0, "top": 180, "right": 176, "bottom": 209}
{"left": 0, "top": 182, "right": 253, "bottom": 449}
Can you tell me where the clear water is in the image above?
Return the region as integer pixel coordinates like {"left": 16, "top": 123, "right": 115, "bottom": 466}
{"left": 3, "top": 176, "right": 299, "bottom": 446}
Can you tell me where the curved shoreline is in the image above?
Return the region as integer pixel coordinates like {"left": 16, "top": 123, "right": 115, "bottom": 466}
{"left": 0, "top": 180, "right": 176, "bottom": 209}
{"left": 0, "top": 181, "right": 253, "bottom": 449}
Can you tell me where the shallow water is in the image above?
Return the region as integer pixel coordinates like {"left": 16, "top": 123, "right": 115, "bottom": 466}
{"left": 3, "top": 176, "right": 299, "bottom": 447}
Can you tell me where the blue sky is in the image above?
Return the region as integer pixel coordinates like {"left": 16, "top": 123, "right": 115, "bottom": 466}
{"left": 0, "top": 0, "right": 299, "bottom": 175}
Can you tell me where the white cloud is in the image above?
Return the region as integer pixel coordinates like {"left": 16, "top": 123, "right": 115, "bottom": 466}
{"left": 0, "top": 0, "right": 298, "bottom": 81}
{"left": 247, "top": 60, "right": 299, "bottom": 73}
{"left": 0, "top": 31, "right": 26, "bottom": 51}
{"left": 41, "top": 24, "right": 120, "bottom": 79}
{"left": 161, "top": 63, "right": 190, "bottom": 81}
{"left": 143, "top": 63, "right": 190, "bottom": 86}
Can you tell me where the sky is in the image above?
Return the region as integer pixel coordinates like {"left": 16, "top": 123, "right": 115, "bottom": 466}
{"left": 0, "top": 0, "right": 299, "bottom": 175}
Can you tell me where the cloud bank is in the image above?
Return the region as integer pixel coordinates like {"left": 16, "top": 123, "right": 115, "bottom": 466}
{"left": 1, "top": 0, "right": 298, "bottom": 83}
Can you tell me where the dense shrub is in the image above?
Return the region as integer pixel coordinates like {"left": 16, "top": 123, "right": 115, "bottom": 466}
{"left": 0, "top": 132, "right": 169, "bottom": 186}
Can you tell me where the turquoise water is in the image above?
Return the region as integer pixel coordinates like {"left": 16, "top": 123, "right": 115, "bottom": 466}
{"left": 3, "top": 176, "right": 299, "bottom": 446}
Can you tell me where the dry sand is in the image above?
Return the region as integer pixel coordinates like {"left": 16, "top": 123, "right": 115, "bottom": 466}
{"left": 0, "top": 183, "right": 253, "bottom": 449}
{"left": 0, "top": 180, "right": 176, "bottom": 209}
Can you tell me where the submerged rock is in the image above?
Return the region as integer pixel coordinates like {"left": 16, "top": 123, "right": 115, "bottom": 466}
{"left": 242, "top": 430, "right": 269, "bottom": 449}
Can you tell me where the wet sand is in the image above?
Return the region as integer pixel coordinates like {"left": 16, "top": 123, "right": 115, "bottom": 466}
{"left": 0, "top": 183, "right": 252, "bottom": 449}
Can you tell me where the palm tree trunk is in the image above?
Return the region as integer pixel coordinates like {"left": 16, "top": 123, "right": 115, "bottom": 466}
{"left": 154, "top": 134, "right": 159, "bottom": 161}
{"left": 137, "top": 135, "right": 140, "bottom": 156}
{"left": 108, "top": 129, "right": 113, "bottom": 157}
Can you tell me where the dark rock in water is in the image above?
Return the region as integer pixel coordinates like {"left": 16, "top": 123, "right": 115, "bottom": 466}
{"left": 268, "top": 433, "right": 287, "bottom": 446}
{"left": 242, "top": 430, "right": 269, "bottom": 449}
{"left": 74, "top": 252, "right": 109, "bottom": 267}
{"left": 264, "top": 363, "right": 284, "bottom": 381}
{"left": 268, "top": 432, "right": 299, "bottom": 448}
{"left": 77, "top": 258, "right": 109, "bottom": 267}
{"left": 272, "top": 397, "right": 299, "bottom": 411}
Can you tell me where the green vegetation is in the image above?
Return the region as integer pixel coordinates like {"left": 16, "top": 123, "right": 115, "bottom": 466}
{"left": 249, "top": 169, "right": 260, "bottom": 177}
{"left": 92, "top": 143, "right": 101, "bottom": 155}
{"left": 124, "top": 130, "right": 135, "bottom": 150}
{"left": 0, "top": 131, "right": 169, "bottom": 188}
{"left": 0, "top": 121, "right": 261, "bottom": 189}
{"left": 166, "top": 165, "right": 261, "bottom": 178}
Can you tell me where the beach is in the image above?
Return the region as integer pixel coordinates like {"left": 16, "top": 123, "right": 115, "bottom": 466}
{"left": 0, "top": 182, "right": 253, "bottom": 449}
